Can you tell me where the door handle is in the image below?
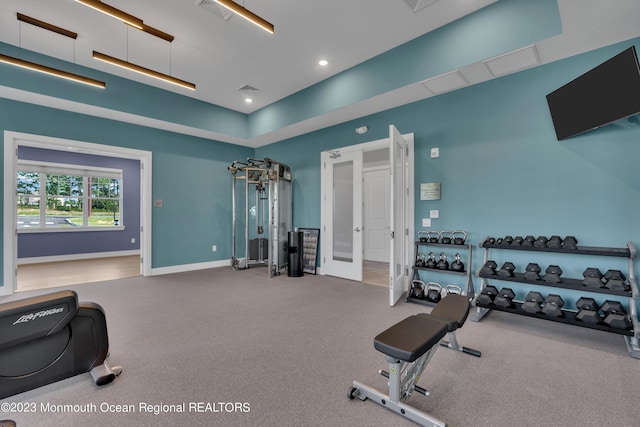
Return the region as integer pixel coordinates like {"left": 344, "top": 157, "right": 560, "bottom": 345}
{"left": 354, "top": 227, "right": 361, "bottom": 232}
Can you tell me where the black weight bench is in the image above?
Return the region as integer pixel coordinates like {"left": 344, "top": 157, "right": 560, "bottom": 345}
{"left": 0, "top": 290, "right": 122, "bottom": 399}
{"left": 349, "top": 294, "right": 480, "bottom": 427}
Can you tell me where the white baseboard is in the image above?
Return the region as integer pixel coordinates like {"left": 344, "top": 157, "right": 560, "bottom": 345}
{"left": 151, "top": 259, "right": 231, "bottom": 276}
{"left": 17, "top": 250, "right": 140, "bottom": 265}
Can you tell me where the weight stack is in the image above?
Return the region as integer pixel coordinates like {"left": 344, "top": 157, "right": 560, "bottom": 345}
{"left": 287, "top": 231, "right": 304, "bottom": 277}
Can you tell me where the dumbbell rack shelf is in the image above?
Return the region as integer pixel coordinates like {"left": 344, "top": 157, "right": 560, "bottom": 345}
{"left": 406, "top": 240, "right": 474, "bottom": 307}
{"left": 477, "top": 272, "right": 632, "bottom": 298}
{"left": 473, "top": 301, "right": 634, "bottom": 336}
{"left": 470, "top": 239, "right": 640, "bottom": 359}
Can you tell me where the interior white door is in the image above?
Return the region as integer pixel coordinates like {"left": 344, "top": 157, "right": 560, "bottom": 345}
{"left": 322, "top": 151, "right": 363, "bottom": 281}
{"left": 363, "top": 168, "right": 390, "bottom": 262}
{"left": 389, "top": 125, "right": 408, "bottom": 306}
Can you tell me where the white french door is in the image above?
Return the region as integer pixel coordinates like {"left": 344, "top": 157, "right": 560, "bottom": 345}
{"left": 389, "top": 125, "right": 408, "bottom": 306}
{"left": 321, "top": 151, "right": 363, "bottom": 282}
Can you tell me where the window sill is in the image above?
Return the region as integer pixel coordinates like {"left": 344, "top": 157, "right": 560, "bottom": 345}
{"left": 18, "top": 226, "right": 126, "bottom": 233}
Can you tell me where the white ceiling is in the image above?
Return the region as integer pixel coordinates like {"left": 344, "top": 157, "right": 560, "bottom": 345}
{"left": 1, "top": 0, "right": 639, "bottom": 146}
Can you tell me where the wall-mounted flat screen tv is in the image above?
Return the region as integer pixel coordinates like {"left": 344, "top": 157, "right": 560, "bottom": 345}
{"left": 546, "top": 46, "right": 640, "bottom": 140}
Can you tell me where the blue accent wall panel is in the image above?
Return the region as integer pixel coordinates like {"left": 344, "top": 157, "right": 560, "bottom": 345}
{"left": 17, "top": 146, "right": 140, "bottom": 258}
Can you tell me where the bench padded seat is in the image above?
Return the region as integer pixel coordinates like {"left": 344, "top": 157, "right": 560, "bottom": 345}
{"left": 426, "top": 294, "right": 470, "bottom": 332}
{"left": 374, "top": 315, "right": 448, "bottom": 362}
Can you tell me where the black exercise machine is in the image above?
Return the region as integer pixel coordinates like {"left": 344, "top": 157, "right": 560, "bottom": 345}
{"left": 348, "top": 294, "right": 480, "bottom": 427}
{"left": 0, "top": 290, "right": 121, "bottom": 399}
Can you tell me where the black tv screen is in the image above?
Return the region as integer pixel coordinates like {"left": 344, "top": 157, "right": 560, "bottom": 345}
{"left": 546, "top": 46, "right": 640, "bottom": 140}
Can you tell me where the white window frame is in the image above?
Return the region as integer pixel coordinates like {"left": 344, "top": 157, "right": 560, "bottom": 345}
{"left": 17, "top": 160, "right": 124, "bottom": 233}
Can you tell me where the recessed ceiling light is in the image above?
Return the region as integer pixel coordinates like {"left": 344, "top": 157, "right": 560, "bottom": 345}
{"left": 318, "top": 59, "right": 328, "bottom": 66}
{"left": 245, "top": 97, "right": 253, "bottom": 103}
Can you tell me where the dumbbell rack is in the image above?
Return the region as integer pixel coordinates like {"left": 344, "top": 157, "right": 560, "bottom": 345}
{"left": 470, "top": 238, "right": 640, "bottom": 359}
{"left": 406, "top": 238, "right": 474, "bottom": 306}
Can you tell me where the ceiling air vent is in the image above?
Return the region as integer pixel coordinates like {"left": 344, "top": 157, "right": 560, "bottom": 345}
{"left": 238, "top": 84, "right": 259, "bottom": 92}
{"left": 195, "top": 0, "right": 234, "bottom": 20}
{"left": 403, "top": 0, "right": 441, "bottom": 13}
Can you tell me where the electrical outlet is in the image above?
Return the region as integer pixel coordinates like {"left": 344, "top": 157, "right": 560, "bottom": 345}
{"left": 422, "top": 218, "right": 431, "bottom": 227}
{"left": 131, "top": 238, "right": 136, "bottom": 244}
{"left": 212, "top": 245, "right": 217, "bottom": 252}
{"left": 430, "top": 147, "right": 439, "bottom": 158}
{"left": 430, "top": 210, "right": 439, "bottom": 219}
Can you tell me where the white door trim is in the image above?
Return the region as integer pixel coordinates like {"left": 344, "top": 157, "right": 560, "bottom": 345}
{"left": 3, "top": 130, "right": 152, "bottom": 295}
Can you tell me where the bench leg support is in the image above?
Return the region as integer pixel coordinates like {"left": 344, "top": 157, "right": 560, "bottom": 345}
{"left": 349, "top": 381, "right": 447, "bottom": 427}
{"left": 439, "top": 331, "right": 481, "bottom": 357}
{"left": 349, "top": 348, "right": 447, "bottom": 427}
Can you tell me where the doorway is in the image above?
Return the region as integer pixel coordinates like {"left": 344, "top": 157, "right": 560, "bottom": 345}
{"left": 3, "top": 131, "right": 152, "bottom": 296}
{"left": 320, "top": 128, "right": 414, "bottom": 305}
{"left": 363, "top": 150, "right": 391, "bottom": 287}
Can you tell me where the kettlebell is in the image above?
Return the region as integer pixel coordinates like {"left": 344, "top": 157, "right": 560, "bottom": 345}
{"left": 416, "top": 252, "right": 426, "bottom": 267}
{"left": 426, "top": 282, "right": 442, "bottom": 303}
{"left": 425, "top": 252, "right": 437, "bottom": 269}
{"left": 436, "top": 252, "right": 449, "bottom": 270}
{"left": 440, "top": 231, "right": 453, "bottom": 244}
{"left": 418, "top": 231, "right": 429, "bottom": 243}
{"left": 445, "top": 284, "right": 462, "bottom": 295}
{"left": 411, "top": 280, "right": 425, "bottom": 299}
{"left": 428, "top": 231, "right": 440, "bottom": 243}
{"left": 452, "top": 230, "right": 467, "bottom": 245}
{"left": 451, "top": 253, "right": 465, "bottom": 272}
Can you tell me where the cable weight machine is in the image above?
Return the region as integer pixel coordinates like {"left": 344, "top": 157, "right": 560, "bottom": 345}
{"left": 227, "top": 157, "right": 292, "bottom": 277}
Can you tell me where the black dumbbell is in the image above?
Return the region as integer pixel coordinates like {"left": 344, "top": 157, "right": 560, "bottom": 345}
{"left": 450, "top": 253, "right": 465, "bottom": 272}
{"left": 497, "top": 262, "right": 516, "bottom": 277}
{"left": 522, "top": 235, "right": 536, "bottom": 247}
{"left": 533, "top": 236, "right": 548, "bottom": 248}
{"left": 524, "top": 263, "right": 542, "bottom": 281}
{"left": 542, "top": 294, "right": 564, "bottom": 317}
{"left": 601, "top": 300, "right": 631, "bottom": 329}
{"left": 511, "top": 236, "right": 524, "bottom": 246}
{"left": 547, "top": 235, "right": 563, "bottom": 248}
{"left": 582, "top": 267, "right": 604, "bottom": 288}
{"left": 494, "top": 288, "right": 516, "bottom": 309}
{"left": 436, "top": 252, "right": 449, "bottom": 270}
{"left": 410, "top": 280, "right": 426, "bottom": 299}
{"left": 603, "top": 270, "right": 630, "bottom": 292}
{"left": 522, "top": 291, "right": 544, "bottom": 313}
{"left": 480, "top": 260, "right": 497, "bottom": 276}
{"left": 543, "top": 265, "right": 563, "bottom": 283}
{"left": 562, "top": 236, "right": 578, "bottom": 250}
{"left": 576, "top": 297, "right": 602, "bottom": 324}
{"left": 501, "top": 236, "right": 514, "bottom": 246}
{"left": 476, "top": 285, "right": 498, "bottom": 306}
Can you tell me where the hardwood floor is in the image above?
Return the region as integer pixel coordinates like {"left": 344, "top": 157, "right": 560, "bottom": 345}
{"left": 363, "top": 260, "right": 389, "bottom": 287}
{"left": 17, "top": 255, "right": 140, "bottom": 292}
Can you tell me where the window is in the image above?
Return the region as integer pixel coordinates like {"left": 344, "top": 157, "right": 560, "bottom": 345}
{"left": 17, "top": 161, "right": 123, "bottom": 230}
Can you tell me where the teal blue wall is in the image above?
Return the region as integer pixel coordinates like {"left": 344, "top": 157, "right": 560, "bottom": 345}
{"left": 258, "top": 39, "right": 640, "bottom": 310}
{"left": 0, "top": 42, "right": 248, "bottom": 138}
{"left": 0, "top": 99, "right": 252, "bottom": 274}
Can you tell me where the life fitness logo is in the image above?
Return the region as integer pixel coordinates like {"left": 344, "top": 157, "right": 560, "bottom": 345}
{"left": 13, "top": 307, "right": 65, "bottom": 325}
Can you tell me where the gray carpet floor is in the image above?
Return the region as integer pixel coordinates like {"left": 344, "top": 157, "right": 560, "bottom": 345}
{"left": 1, "top": 266, "right": 639, "bottom": 426}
